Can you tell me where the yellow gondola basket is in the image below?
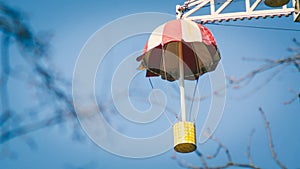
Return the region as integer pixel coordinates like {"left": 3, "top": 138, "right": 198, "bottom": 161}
{"left": 173, "top": 121, "right": 196, "bottom": 153}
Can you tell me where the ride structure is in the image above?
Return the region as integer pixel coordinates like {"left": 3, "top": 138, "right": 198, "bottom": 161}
{"left": 137, "top": 0, "right": 299, "bottom": 154}
{"left": 176, "top": 0, "right": 300, "bottom": 22}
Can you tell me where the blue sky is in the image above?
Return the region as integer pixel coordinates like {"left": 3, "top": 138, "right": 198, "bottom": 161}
{"left": 1, "top": 0, "right": 300, "bottom": 169}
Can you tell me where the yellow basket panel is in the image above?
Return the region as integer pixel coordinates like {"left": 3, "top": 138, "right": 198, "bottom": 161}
{"left": 173, "top": 121, "right": 196, "bottom": 153}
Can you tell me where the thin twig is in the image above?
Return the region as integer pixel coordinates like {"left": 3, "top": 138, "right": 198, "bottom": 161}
{"left": 0, "top": 35, "right": 11, "bottom": 127}
{"left": 195, "top": 150, "right": 208, "bottom": 169}
{"left": 247, "top": 129, "right": 255, "bottom": 165}
{"left": 283, "top": 89, "right": 300, "bottom": 105}
{"left": 228, "top": 54, "right": 300, "bottom": 89}
{"left": 0, "top": 111, "right": 75, "bottom": 144}
{"left": 259, "top": 107, "right": 287, "bottom": 169}
{"left": 203, "top": 132, "right": 232, "bottom": 162}
{"left": 206, "top": 145, "right": 221, "bottom": 159}
{"left": 173, "top": 155, "right": 260, "bottom": 169}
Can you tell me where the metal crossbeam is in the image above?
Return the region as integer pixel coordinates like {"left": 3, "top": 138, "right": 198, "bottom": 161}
{"left": 294, "top": 0, "right": 300, "bottom": 21}
{"left": 176, "top": 0, "right": 299, "bottom": 23}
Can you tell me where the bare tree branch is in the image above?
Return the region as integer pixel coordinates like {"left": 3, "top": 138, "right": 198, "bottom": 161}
{"left": 228, "top": 55, "right": 300, "bottom": 89}
{"left": 195, "top": 150, "right": 209, "bottom": 169}
{"left": 174, "top": 106, "right": 294, "bottom": 169}
{"left": 173, "top": 153, "right": 260, "bottom": 169}
{"left": 0, "top": 2, "right": 84, "bottom": 152}
{"left": 173, "top": 131, "right": 260, "bottom": 169}
{"left": 259, "top": 107, "right": 287, "bottom": 169}
{"left": 227, "top": 41, "right": 300, "bottom": 104}
{"left": 206, "top": 145, "right": 221, "bottom": 160}
{"left": 0, "top": 111, "right": 74, "bottom": 144}
{"left": 0, "top": 35, "right": 11, "bottom": 127}
{"left": 283, "top": 89, "right": 300, "bottom": 105}
{"left": 246, "top": 129, "right": 255, "bottom": 165}
{"left": 227, "top": 39, "right": 300, "bottom": 86}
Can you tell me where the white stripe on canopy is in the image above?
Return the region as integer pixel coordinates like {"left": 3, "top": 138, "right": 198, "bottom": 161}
{"left": 181, "top": 20, "right": 202, "bottom": 42}
{"left": 147, "top": 23, "right": 165, "bottom": 51}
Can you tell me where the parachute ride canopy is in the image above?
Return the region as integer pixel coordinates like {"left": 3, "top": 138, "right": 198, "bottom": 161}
{"left": 136, "top": 19, "right": 221, "bottom": 153}
{"left": 136, "top": 19, "right": 220, "bottom": 82}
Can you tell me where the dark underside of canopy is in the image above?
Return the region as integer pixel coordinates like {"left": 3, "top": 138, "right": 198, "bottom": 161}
{"left": 138, "top": 41, "right": 221, "bottom": 82}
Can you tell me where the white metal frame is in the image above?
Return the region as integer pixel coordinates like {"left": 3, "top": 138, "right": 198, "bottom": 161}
{"left": 175, "top": 0, "right": 299, "bottom": 122}
{"left": 176, "top": 0, "right": 300, "bottom": 23}
{"left": 294, "top": 0, "right": 300, "bottom": 21}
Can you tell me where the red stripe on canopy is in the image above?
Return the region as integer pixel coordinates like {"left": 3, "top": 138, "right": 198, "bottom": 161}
{"left": 198, "top": 24, "right": 216, "bottom": 46}
{"left": 162, "top": 20, "right": 182, "bottom": 44}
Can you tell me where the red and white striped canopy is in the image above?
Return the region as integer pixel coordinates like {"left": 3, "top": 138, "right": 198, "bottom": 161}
{"left": 137, "top": 19, "right": 220, "bottom": 81}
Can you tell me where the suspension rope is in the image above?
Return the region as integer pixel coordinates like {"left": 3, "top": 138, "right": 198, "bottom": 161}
{"left": 192, "top": 76, "right": 208, "bottom": 121}
{"left": 148, "top": 78, "right": 154, "bottom": 89}
{"left": 148, "top": 76, "right": 174, "bottom": 125}
{"left": 188, "top": 78, "right": 199, "bottom": 122}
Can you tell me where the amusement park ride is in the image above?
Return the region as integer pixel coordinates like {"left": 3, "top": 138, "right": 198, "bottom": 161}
{"left": 176, "top": 0, "right": 300, "bottom": 22}
{"left": 137, "top": 0, "right": 299, "bottom": 154}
